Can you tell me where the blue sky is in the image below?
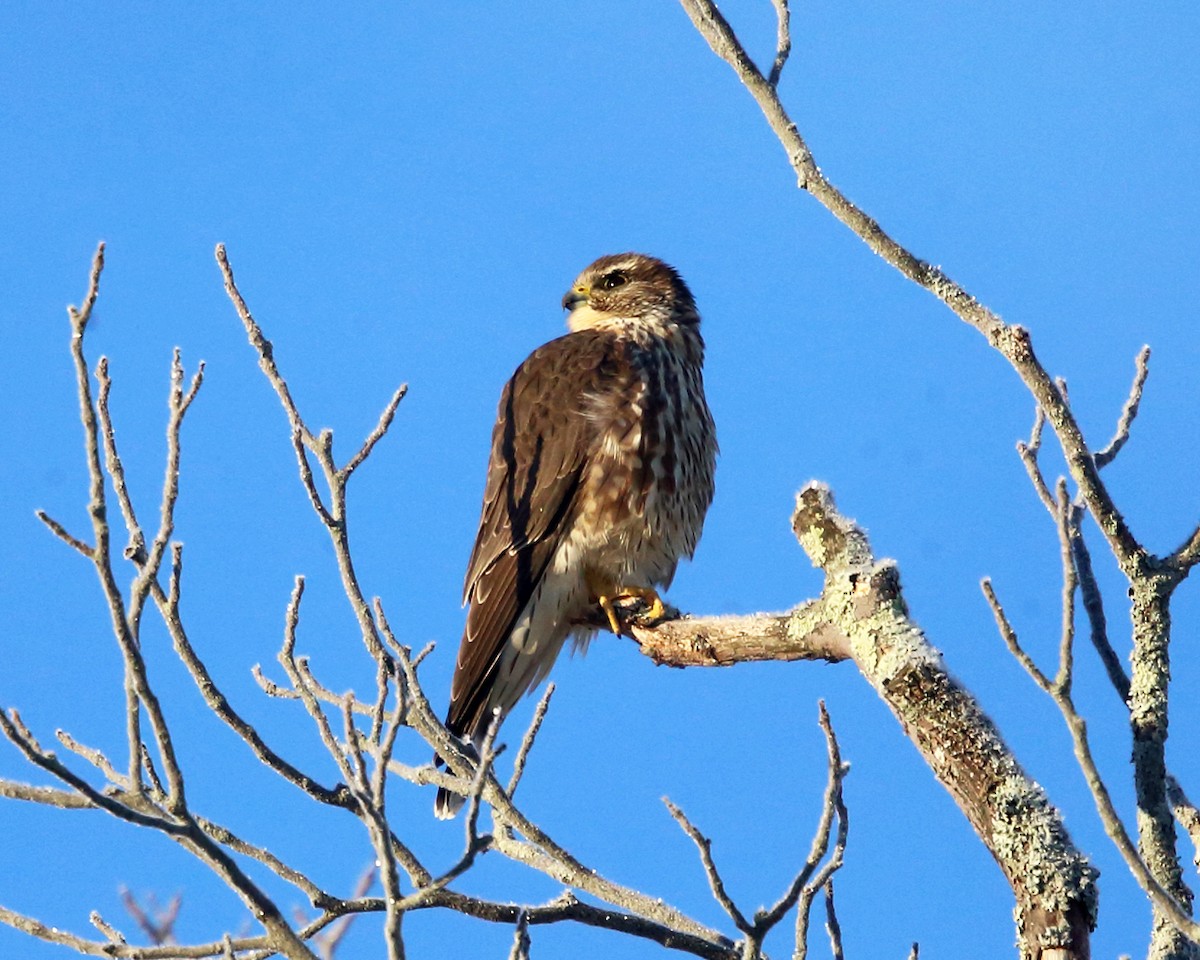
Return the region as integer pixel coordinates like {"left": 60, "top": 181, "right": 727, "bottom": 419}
{"left": 2, "top": 3, "right": 1199, "bottom": 958}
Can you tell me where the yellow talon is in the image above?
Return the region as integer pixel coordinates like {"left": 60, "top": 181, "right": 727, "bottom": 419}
{"left": 597, "top": 594, "right": 624, "bottom": 635}
{"left": 642, "top": 595, "right": 666, "bottom": 621}
{"left": 586, "top": 571, "right": 666, "bottom": 635}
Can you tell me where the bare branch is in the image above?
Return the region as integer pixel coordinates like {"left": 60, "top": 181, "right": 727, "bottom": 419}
{"left": 1070, "top": 526, "right": 1129, "bottom": 700}
{"left": 630, "top": 611, "right": 850, "bottom": 666}
{"left": 1053, "top": 481, "right": 1078, "bottom": 697}
{"left": 664, "top": 798, "right": 751, "bottom": 933}
{"left": 0, "top": 778, "right": 95, "bottom": 809}
{"left": 1169, "top": 776, "right": 1200, "bottom": 875}
{"left": 677, "top": 0, "right": 1149, "bottom": 580}
{"left": 89, "top": 911, "right": 127, "bottom": 946}
{"left": 507, "top": 683, "right": 555, "bottom": 798}
{"left": 343, "top": 384, "right": 408, "bottom": 478}
{"left": 215, "top": 244, "right": 315, "bottom": 448}
{"left": 35, "top": 509, "right": 93, "bottom": 558}
{"left": 1167, "top": 523, "right": 1200, "bottom": 574}
{"left": 767, "top": 0, "right": 791, "bottom": 87}
{"left": 289, "top": 426, "right": 335, "bottom": 526}
{"left": 95, "top": 355, "right": 145, "bottom": 563}
{"left": 1094, "top": 345, "right": 1150, "bottom": 468}
{"left": 773, "top": 702, "right": 847, "bottom": 943}
{"left": 507, "top": 911, "right": 531, "bottom": 960}
{"left": 823, "top": 881, "right": 844, "bottom": 960}
{"left": 981, "top": 578, "right": 1053, "bottom": 695}
{"left": 68, "top": 243, "right": 106, "bottom": 332}
{"left": 785, "top": 484, "right": 1094, "bottom": 956}
{"left": 309, "top": 866, "right": 376, "bottom": 959}
{"left": 150, "top": 570, "right": 353, "bottom": 810}
{"left": 989, "top": 567, "right": 1200, "bottom": 942}
{"left": 1015, "top": 404, "right": 1054, "bottom": 513}
{"left": 57, "top": 729, "right": 124, "bottom": 785}
{"left": 379, "top": 602, "right": 731, "bottom": 949}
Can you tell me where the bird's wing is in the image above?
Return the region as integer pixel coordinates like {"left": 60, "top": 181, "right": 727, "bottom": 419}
{"left": 448, "top": 331, "right": 625, "bottom": 738}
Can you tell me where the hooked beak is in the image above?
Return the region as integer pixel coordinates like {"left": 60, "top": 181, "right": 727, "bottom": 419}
{"left": 562, "top": 285, "right": 589, "bottom": 312}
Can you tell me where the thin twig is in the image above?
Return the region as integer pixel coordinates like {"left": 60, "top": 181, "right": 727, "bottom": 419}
{"left": 0, "top": 778, "right": 95, "bottom": 809}
{"left": 823, "top": 881, "right": 844, "bottom": 960}
{"left": 150, "top": 571, "right": 353, "bottom": 810}
{"left": 507, "top": 911, "right": 531, "bottom": 960}
{"left": 35, "top": 510, "right": 93, "bottom": 557}
{"left": 507, "top": 683, "right": 555, "bottom": 798}
{"left": 57, "top": 730, "right": 124, "bottom": 785}
{"left": 1095, "top": 346, "right": 1150, "bottom": 468}
{"left": 1015, "top": 405, "right": 1055, "bottom": 513}
{"left": 677, "top": 0, "right": 1149, "bottom": 581}
{"left": 767, "top": 0, "right": 791, "bottom": 87}
{"left": 781, "top": 703, "right": 848, "bottom": 949}
{"left": 1053, "top": 481, "right": 1077, "bottom": 697}
{"left": 991, "top": 580, "right": 1200, "bottom": 939}
{"left": 664, "top": 798, "right": 750, "bottom": 933}
{"left": 95, "top": 355, "right": 145, "bottom": 563}
{"left": 981, "top": 579, "right": 1053, "bottom": 694}
{"left": 89, "top": 912, "right": 127, "bottom": 946}
{"left": 343, "top": 385, "right": 408, "bottom": 478}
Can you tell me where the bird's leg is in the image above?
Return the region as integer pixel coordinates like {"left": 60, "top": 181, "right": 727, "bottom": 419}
{"left": 586, "top": 570, "right": 669, "bottom": 635}
{"left": 597, "top": 595, "right": 625, "bottom": 636}
{"left": 586, "top": 569, "right": 627, "bottom": 635}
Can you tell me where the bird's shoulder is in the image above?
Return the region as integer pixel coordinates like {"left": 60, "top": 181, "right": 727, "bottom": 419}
{"left": 505, "top": 329, "right": 632, "bottom": 406}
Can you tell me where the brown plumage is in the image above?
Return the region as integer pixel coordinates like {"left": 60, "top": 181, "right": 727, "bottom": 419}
{"left": 435, "top": 253, "right": 717, "bottom": 818}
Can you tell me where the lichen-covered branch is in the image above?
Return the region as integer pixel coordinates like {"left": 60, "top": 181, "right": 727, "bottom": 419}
{"left": 636, "top": 484, "right": 1097, "bottom": 958}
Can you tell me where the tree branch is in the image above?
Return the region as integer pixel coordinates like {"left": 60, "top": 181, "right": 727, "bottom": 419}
{"left": 676, "top": 0, "right": 1148, "bottom": 581}
{"left": 635, "top": 484, "right": 1096, "bottom": 958}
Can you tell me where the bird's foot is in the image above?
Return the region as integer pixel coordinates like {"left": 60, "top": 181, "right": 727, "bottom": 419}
{"left": 592, "top": 584, "right": 673, "bottom": 636}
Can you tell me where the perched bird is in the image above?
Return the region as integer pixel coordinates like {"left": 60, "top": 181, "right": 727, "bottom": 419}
{"left": 435, "top": 253, "right": 717, "bottom": 818}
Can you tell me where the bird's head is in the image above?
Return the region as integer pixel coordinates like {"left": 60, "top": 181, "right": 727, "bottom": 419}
{"left": 562, "top": 253, "right": 698, "bottom": 336}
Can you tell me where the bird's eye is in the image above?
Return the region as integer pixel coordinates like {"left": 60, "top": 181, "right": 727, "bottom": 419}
{"left": 597, "top": 272, "right": 627, "bottom": 291}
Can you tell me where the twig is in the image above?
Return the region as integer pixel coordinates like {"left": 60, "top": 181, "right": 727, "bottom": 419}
{"left": 664, "top": 799, "right": 750, "bottom": 934}
{"left": 823, "top": 881, "right": 844, "bottom": 960}
{"left": 1094, "top": 346, "right": 1150, "bottom": 468}
{"left": 89, "top": 912, "right": 127, "bottom": 945}
{"left": 767, "top": 0, "right": 791, "bottom": 87}
{"left": 0, "top": 778, "right": 95, "bottom": 809}
{"left": 34, "top": 510, "right": 93, "bottom": 558}
{"left": 1069, "top": 530, "right": 1128, "bottom": 700}
{"left": 216, "top": 243, "right": 402, "bottom": 665}
{"left": 1053, "top": 481, "right": 1077, "bottom": 697}
{"left": 151, "top": 574, "right": 353, "bottom": 810}
{"left": 95, "top": 355, "right": 145, "bottom": 562}
{"left": 676, "top": 0, "right": 1149, "bottom": 582}
{"left": 990, "top": 578, "right": 1200, "bottom": 940}
{"left": 507, "top": 911, "right": 531, "bottom": 960}
{"left": 981, "top": 579, "right": 1052, "bottom": 694}
{"left": 1167, "top": 522, "right": 1200, "bottom": 574}
{"left": 344, "top": 385, "right": 408, "bottom": 478}
{"left": 378, "top": 603, "right": 729, "bottom": 948}
{"left": 1015, "top": 405, "right": 1054, "bottom": 513}
{"left": 779, "top": 703, "right": 849, "bottom": 958}
{"left": 57, "top": 730, "right": 124, "bottom": 785}
{"left": 507, "top": 683, "right": 555, "bottom": 798}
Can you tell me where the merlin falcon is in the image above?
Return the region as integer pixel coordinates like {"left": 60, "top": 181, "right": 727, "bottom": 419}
{"left": 435, "top": 253, "right": 717, "bottom": 818}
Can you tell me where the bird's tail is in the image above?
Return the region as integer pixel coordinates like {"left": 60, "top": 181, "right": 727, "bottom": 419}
{"left": 433, "top": 736, "right": 480, "bottom": 820}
